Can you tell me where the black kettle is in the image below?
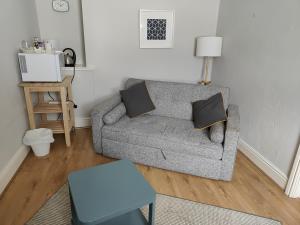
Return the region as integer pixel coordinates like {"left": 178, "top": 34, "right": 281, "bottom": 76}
{"left": 63, "top": 48, "right": 76, "bottom": 67}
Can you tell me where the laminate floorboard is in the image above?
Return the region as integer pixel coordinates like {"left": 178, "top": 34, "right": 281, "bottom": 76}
{"left": 0, "top": 128, "right": 299, "bottom": 225}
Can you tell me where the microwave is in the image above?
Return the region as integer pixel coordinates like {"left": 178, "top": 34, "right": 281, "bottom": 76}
{"left": 18, "top": 52, "right": 65, "bottom": 82}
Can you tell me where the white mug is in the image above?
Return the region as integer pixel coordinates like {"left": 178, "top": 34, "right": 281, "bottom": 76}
{"left": 45, "top": 42, "right": 53, "bottom": 53}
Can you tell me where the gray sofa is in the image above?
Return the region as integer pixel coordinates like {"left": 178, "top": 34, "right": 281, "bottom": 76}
{"left": 91, "top": 78, "right": 240, "bottom": 181}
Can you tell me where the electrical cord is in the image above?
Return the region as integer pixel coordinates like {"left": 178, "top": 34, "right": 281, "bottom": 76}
{"left": 62, "top": 48, "right": 78, "bottom": 109}
{"left": 71, "top": 65, "right": 76, "bottom": 83}
{"left": 47, "top": 92, "right": 55, "bottom": 101}
{"left": 57, "top": 113, "right": 62, "bottom": 120}
{"left": 68, "top": 64, "right": 77, "bottom": 108}
{"left": 67, "top": 99, "right": 77, "bottom": 108}
{"left": 69, "top": 53, "right": 76, "bottom": 106}
{"left": 48, "top": 61, "right": 77, "bottom": 121}
{"left": 47, "top": 91, "right": 61, "bottom": 120}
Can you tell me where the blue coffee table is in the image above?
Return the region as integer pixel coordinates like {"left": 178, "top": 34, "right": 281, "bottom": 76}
{"left": 68, "top": 159, "right": 156, "bottom": 225}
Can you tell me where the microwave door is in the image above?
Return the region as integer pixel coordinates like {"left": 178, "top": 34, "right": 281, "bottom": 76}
{"left": 19, "top": 55, "right": 28, "bottom": 80}
{"left": 24, "top": 54, "right": 58, "bottom": 82}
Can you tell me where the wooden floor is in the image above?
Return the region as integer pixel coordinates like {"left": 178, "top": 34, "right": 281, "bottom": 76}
{"left": 0, "top": 128, "right": 300, "bottom": 225}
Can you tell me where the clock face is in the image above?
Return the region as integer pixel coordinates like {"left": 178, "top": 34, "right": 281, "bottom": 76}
{"left": 52, "top": 0, "right": 69, "bottom": 12}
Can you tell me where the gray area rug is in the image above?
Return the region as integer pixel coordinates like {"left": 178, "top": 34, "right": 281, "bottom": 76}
{"left": 27, "top": 184, "right": 281, "bottom": 225}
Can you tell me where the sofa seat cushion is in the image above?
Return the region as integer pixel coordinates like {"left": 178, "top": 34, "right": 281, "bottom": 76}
{"left": 102, "top": 115, "right": 223, "bottom": 160}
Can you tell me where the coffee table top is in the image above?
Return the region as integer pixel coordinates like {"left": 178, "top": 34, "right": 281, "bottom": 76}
{"left": 68, "top": 159, "right": 156, "bottom": 224}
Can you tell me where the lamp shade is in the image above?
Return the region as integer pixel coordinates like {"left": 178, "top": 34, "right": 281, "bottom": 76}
{"left": 196, "top": 36, "right": 223, "bottom": 57}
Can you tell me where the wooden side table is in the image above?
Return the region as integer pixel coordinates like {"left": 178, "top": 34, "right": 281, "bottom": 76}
{"left": 19, "top": 76, "right": 75, "bottom": 147}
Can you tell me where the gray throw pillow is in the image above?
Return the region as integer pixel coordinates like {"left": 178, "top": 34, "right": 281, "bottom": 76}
{"left": 192, "top": 93, "right": 227, "bottom": 129}
{"left": 103, "top": 103, "right": 126, "bottom": 125}
{"left": 120, "top": 81, "right": 155, "bottom": 118}
{"left": 210, "top": 122, "right": 225, "bottom": 144}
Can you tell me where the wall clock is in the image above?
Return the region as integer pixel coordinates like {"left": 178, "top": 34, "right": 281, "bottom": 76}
{"left": 52, "top": 0, "right": 69, "bottom": 12}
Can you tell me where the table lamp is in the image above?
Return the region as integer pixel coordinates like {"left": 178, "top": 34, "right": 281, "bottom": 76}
{"left": 196, "top": 36, "right": 223, "bottom": 85}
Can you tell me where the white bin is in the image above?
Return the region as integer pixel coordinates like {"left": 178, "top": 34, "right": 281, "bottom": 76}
{"left": 23, "top": 128, "right": 54, "bottom": 157}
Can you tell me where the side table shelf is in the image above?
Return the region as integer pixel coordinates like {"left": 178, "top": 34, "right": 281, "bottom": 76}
{"left": 19, "top": 76, "right": 75, "bottom": 147}
{"left": 39, "top": 120, "right": 72, "bottom": 134}
{"left": 33, "top": 103, "right": 63, "bottom": 113}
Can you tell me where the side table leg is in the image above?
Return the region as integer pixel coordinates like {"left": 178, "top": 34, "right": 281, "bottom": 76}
{"left": 60, "top": 87, "right": 71, "bottom": 147}
{"left": 148, "top": 200, "right": 156, "bottom": 225}
{"left": 66, "top": 81, "right": 75, "bottom": 131}
{"left": 24, "top": 88, "right": 36, "bottom": 129}
{"left": 70, "top": 189, "right": 79, "bottom": 225}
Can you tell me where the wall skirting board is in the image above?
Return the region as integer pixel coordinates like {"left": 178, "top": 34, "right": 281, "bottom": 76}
{"left": 238, "top": 139, "right": 288, "bottom": 189}
{"left": 0, "top": 127, "right": 288, "bottom": 195}
{"left": 0, "top": 117, "right": 89, "bottom": 194}
{"left": 285, "top": 145, "right": 300, "bottom": 198}
{"left": 75, "top": 117, "right": 91, "bottom": 128}
{"left": 0, "top": 145, "right": 29, "bottom": 194}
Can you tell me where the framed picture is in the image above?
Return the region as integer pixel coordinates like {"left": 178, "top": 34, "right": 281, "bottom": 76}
{"left": 140, "top": 9, "right": 175, "bottom": 48}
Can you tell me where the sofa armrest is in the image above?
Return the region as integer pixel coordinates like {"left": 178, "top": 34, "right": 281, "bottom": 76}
{"left": 91, "top": 94, "right": 121, "bottom": 153}
{"left": 103, "top": 103, "right": 126, "bottom": 125}
{"left": 220, "top": 104, "right": 240, "bottom": 180}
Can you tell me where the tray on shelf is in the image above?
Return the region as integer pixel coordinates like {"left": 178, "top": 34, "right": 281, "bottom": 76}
{"left": 39, "top": 120, "right": 72, "bottom": 134}
{"left": 33, "top": 102, "right": 73, "bottom": 114}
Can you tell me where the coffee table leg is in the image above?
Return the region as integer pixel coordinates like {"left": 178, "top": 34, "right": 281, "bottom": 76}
{"left": 69, "top": 188, "right": 79, "bottom": 225}
{"left": 148, "top": 200, "right": 155, "bottom": 225}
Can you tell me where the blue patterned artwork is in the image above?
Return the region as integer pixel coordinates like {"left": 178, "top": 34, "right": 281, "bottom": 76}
{"left": 140, "top": 10, "right": 174, "bottom": 48}
{"left": 147, "top": 19, "right": 167, "bottom": 40}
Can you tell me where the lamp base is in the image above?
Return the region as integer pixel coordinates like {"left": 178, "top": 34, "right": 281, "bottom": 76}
{"left": 199, "top": 57, "right": 213, "bottom": 86}
{"left": 198, "top": 80, "right": 212, "bottom": 86}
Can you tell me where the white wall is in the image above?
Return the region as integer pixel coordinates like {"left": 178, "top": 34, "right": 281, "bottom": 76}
{"left": 212, "top": 0, "right": 300, "bottom": 176}
{"left": 0, "top": 0, "right": 39, "bottom": 171}
{"left": 82, "top": 0, "right": 221, "bottom": 102}
{"left": 33, "top": 0, "right": 221, "bottom": 123}
{"left": 62, "top": 68, "right": 95, "bottom": 125}
{"left": 35, "top": 0, "right": 85, "bottom": 65}
{"left": 34, "top": 0, "right": 90, "bottom": 124}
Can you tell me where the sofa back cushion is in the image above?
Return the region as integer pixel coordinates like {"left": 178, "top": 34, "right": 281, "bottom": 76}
{"left": 125, "top": 78, "right": 230, "bottom": 120}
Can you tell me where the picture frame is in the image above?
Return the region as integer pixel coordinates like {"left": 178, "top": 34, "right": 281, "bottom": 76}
{"left": 140, "top": 9, "right": 175, "bottom": 49}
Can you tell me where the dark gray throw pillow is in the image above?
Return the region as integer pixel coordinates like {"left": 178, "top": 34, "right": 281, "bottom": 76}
{"left": 120, "top": 81, "right": 155, "bottom": 118}
{"left": 192, "top": 93, "right": 227, "bottom": 129}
